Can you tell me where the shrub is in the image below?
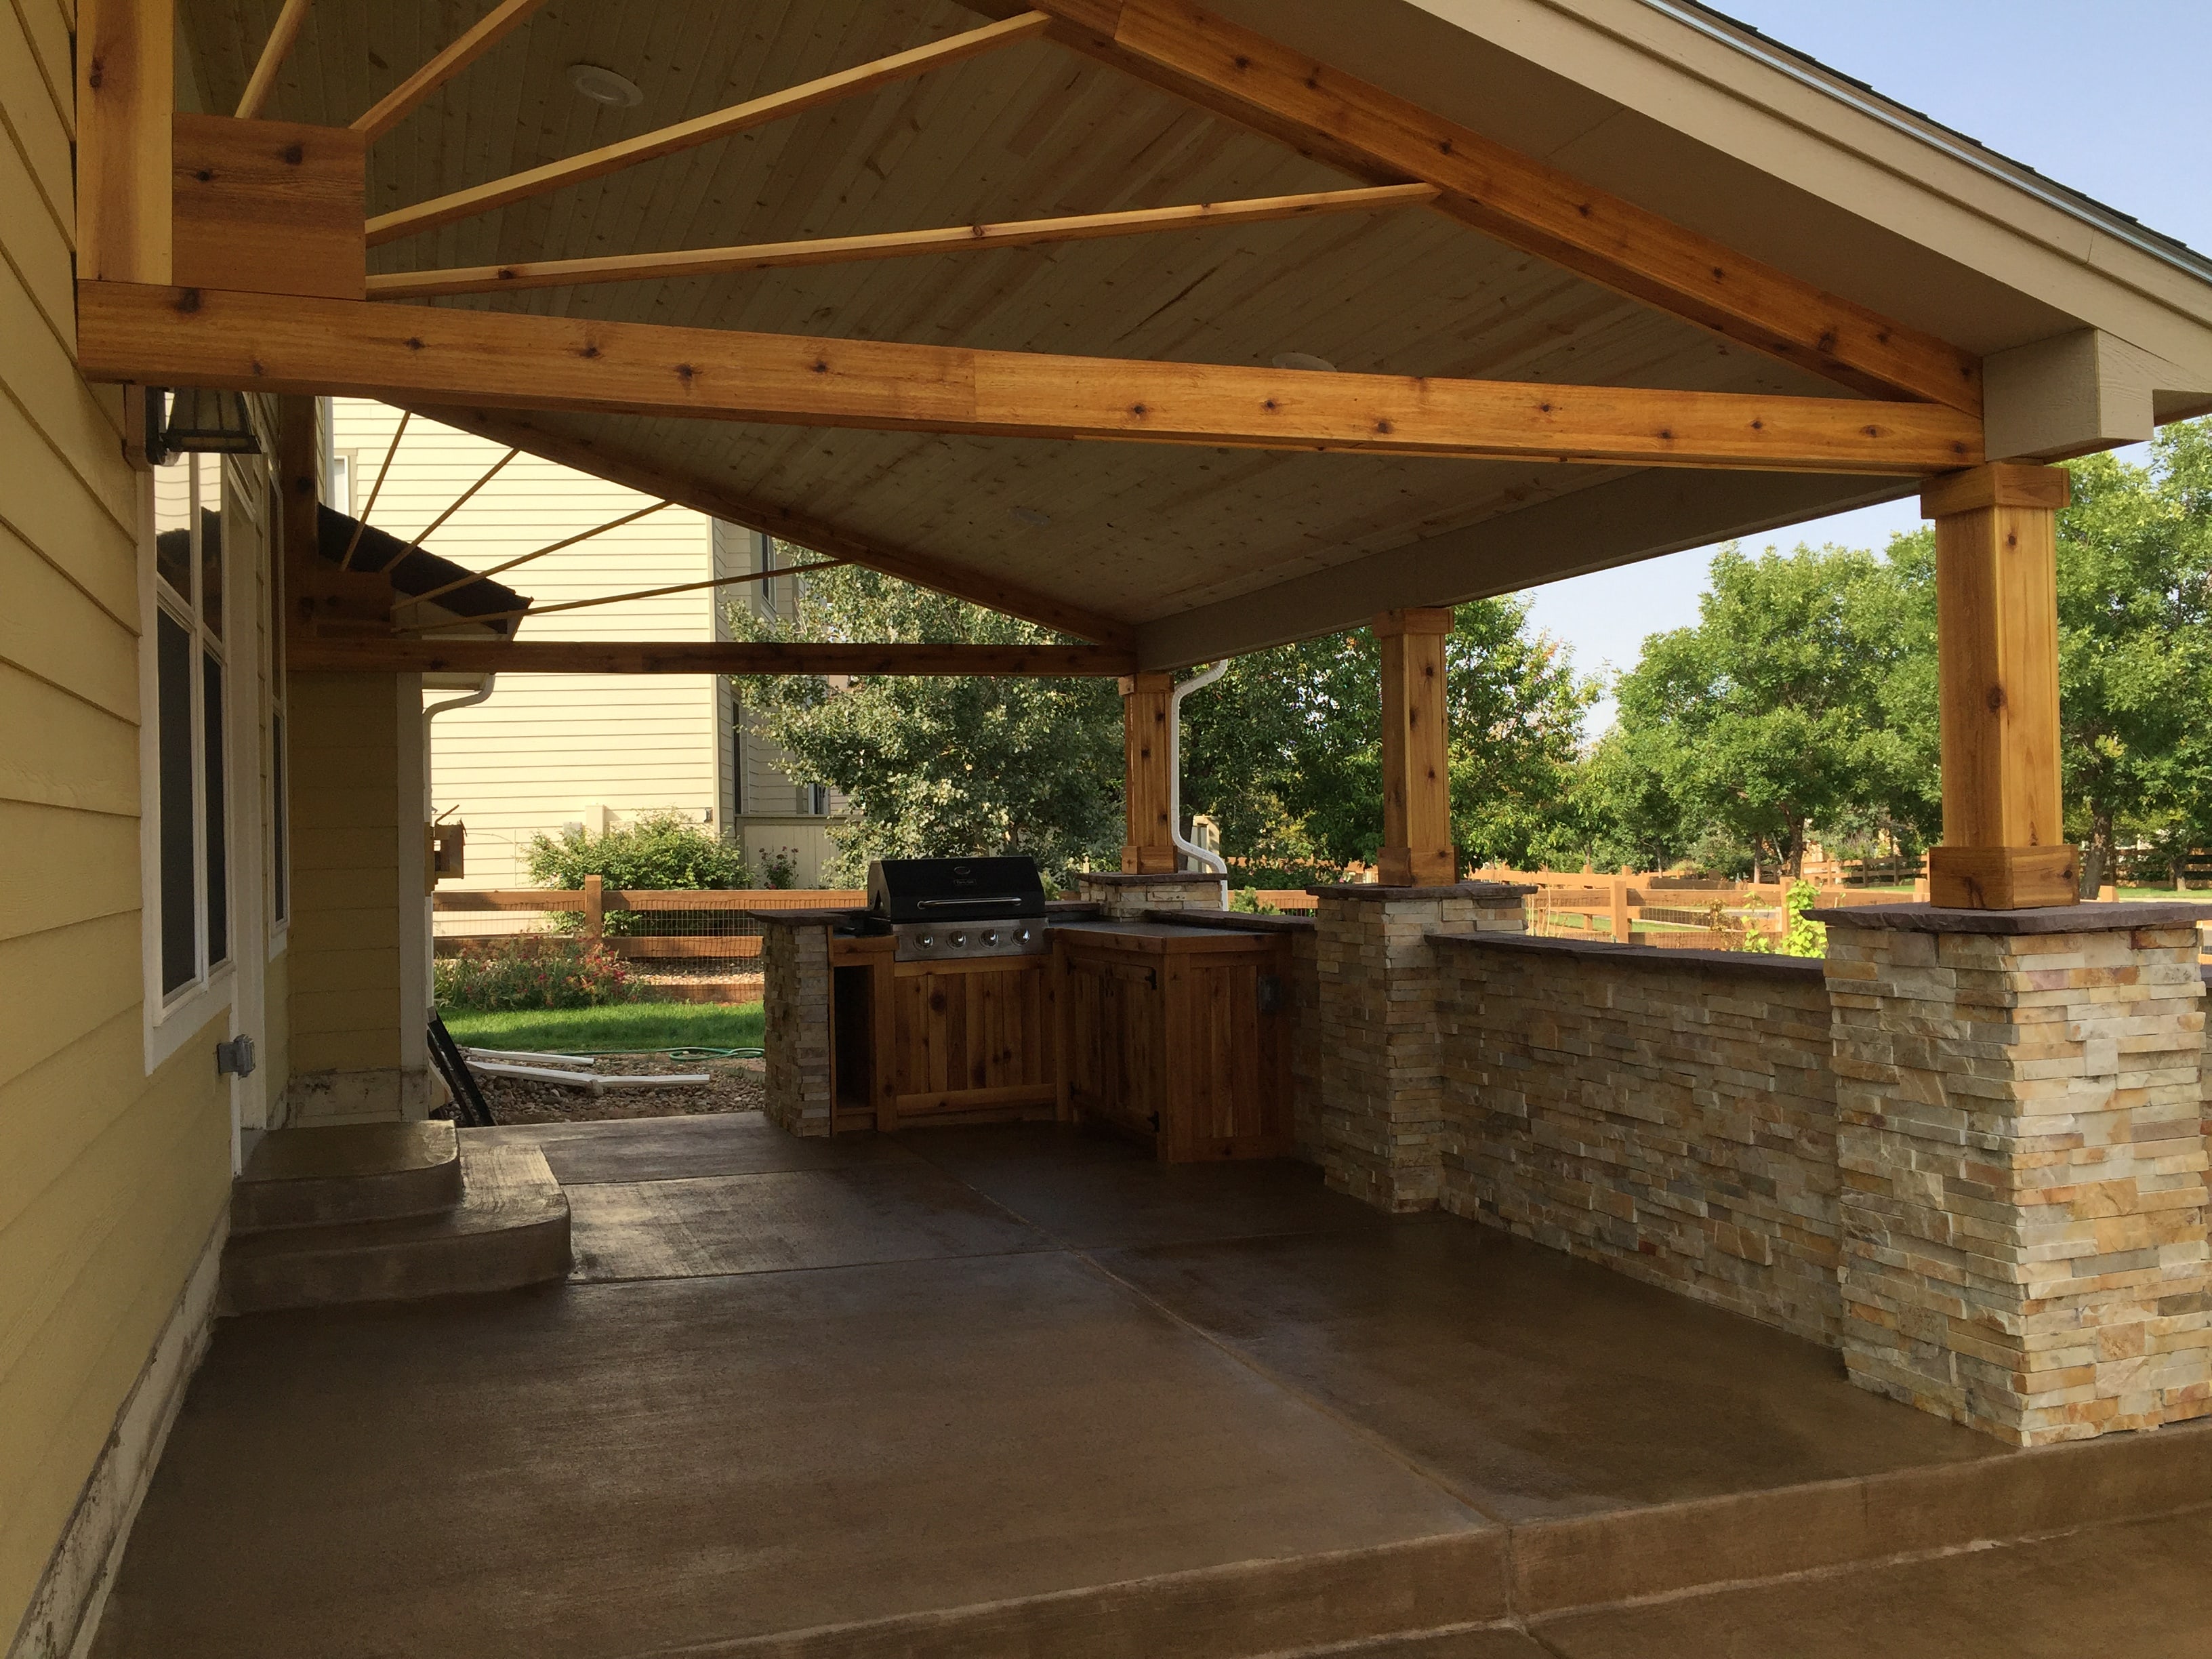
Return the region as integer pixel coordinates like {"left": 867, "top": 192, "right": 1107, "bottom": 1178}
{"left": 1229, "top": 886, "right": 1280, "bottom": 914}
{"left": 435, "top": 935, "right": 640, "bottom": 1011}
{"left": 527, "top": 811, "right": 753, "bottom": 891}
{"left": 758, "top": 846, "right": 801, "bottom": 889}
{"left": 1743, "top": 880, "right": 1827, "bottom": 958}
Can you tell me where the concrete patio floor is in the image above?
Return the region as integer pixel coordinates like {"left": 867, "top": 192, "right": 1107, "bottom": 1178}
{"left": 89, "top": 1116, "right": 2212, "bottom": 1658}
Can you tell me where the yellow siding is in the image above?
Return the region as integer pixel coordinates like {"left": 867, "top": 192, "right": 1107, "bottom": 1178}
{"left": 287, "top": 674, "right": 404, "bottom": 1073}
{"left": 0, "top": 5, "right": 237, "bottom": 1638}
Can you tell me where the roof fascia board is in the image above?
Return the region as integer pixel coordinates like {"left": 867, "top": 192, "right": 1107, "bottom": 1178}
{"left": 1392, "top": 0, "right": 2212, "bottom": 392}
{"left": 1132, "top": 467, "right": 1913, "bottom": 670}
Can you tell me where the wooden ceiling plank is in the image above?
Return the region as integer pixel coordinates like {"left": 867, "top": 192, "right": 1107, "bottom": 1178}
{"left": 365, "top": 10, "right": 1052, "bottom": 247}
{"left": 291, "top": 638, "right": 1139, "bottom": 676}
{"left": 78, "top": 279, "right": 1983, "bottom": 476}
{"left": 977, "top": 0, "right": 1984, "bottom": 415}
{"left": 351, "top": 0, "right": 550, "bottom": 142}
{"left": 365, "top": 182, "right": 1438, "bottom": 299}
{"left": 395, "top": 403, "right": 1138, "bottom": 649}
{"left": 234, "top": 0, "right": 312, "bottom": 119}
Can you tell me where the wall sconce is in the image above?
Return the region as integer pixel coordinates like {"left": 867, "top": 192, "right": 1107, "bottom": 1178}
{"left": 161, "top": 387, "right": 264, "bottom": 456}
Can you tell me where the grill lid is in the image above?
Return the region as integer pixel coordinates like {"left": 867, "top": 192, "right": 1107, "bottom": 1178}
{"left": 866, "top": 857, "right": 1047, "bottom": 923}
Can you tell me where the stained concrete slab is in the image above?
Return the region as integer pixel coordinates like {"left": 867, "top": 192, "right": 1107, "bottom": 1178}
{"left": 480, "top": 1111, "right": 920, "bottom": 1184}
{"left": 1096, "top": 1222, "right": 2001, "bottom": 1521}
{"left": 567, "top": 1162, "right": 1052, "bottom": 1280}
{"left": 905, "top": 1122, "right": 1391, "bottom": 1249}
{"left": 1533, "top": 1506, "right": 2212, "bottom": 1658}
{"left": 89, "top": 1256, "right": 1489, "bottom": 1659}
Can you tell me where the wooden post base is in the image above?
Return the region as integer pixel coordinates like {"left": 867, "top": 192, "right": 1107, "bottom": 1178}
{"left": 1926, "top": 845, "right": 2081, "bottom": 909}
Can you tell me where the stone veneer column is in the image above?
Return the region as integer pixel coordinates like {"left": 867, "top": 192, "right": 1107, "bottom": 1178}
{"left": 1311, "top": 882, "right": 1528, "bottom": 1213}
{"left": 1075, "top": 870, "right": 1227, "bottom": 919}
{"left": 761, "top": 919, "right": 834, "bottom": 1137}
{"left": 1820, "top": 901, "right": 2212, "bottom": 1444}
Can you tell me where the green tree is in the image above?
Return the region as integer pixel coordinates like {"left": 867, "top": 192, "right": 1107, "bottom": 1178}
{"left": 1602, "top": 543, "right": 1927, "bottom": 877}
{"left": 729, "top": 564, "right": 1122, "bottom": 888}
{"left": 1182, "top": 598, "right": 1597, "bottom": 876}
{"left": 2050, "top": 427, "right": 2212, "bottom": 890}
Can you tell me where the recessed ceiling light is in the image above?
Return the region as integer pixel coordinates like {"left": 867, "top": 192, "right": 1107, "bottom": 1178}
{"left": 1008, "top": 507, "right": 1052, "bottom": 528}
{"left": 1271, "top": 352, "right": 1338, "bottom": 373}
{"left": 568, "top": 64, "right": 642, "bottom": 108}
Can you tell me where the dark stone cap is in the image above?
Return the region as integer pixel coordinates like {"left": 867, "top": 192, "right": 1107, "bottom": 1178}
{"left": 1429, "top": 930, "right": 1824, "bottom": 980}
{"left": 1811, "top": 900, "right": 2212, "bottom": 935}
{"left": 1078, "top": 871, "right": 1226, "bottom": 886}
{"left": 1145, "top": 907, "right": 1315, "bottom": 933}
{"left": 751, "top": 907, "right": 865, "bottom": 928}
{"left": 1307, "top": 882, "right": 1534, "bottom": 901}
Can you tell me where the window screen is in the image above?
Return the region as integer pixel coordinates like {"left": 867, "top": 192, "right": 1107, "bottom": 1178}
{"left": 158, "top": 611, "right": 197, "bottom": 995}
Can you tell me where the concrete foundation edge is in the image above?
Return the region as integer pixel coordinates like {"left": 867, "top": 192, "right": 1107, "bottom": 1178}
{"left": 5, "top": 1211, "right": 228, "bottom": 1659}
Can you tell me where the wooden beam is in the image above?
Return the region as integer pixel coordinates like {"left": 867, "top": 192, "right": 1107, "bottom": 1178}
{"left": 236, "top": 0, "right": 313, "bottom": 119}
{"left": 364, "top": 183, "right": 1439, "bottom": 299}
{"left": 76, "top": 281, "right": 1986, "bottom": 476}
{"left": 405, "top": 559, "right": 851, "bottom": 629}
{"left": 172, "top": 115, "right": 367, "bottom": 300}
{"left": 289, "top": 639, "right": 1137, "bottom": 676}
{"left": 364, "top": 12, "right": 1050, "bottom": 245}
{"left": 1120, "top": 672, "right": 1176, "bottom": 873}
{"left": 351, "top": 0, "right": 549, "bottom": 141}
{"left": 1372, "top": 607, "right": 1454, "bottom": 886}
{"left": 977, "top": 0, "right": 1982, "bottom": 415}
{"left": 409, "top": 405, "right": 1135, "bottom": 649}
{"left": 1922, "top": 462, "right": 2078, "bottom": 908}
{"left": 77, "top": 0, "right": 172, "bottom": 284}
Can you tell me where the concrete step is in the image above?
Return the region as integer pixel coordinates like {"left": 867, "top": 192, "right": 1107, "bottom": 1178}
{"left": 232, "top": 1121, "right": 463, "bottom": 1233}
{"left": 221, "top": 1140, "right": 571, "bottom": 1314}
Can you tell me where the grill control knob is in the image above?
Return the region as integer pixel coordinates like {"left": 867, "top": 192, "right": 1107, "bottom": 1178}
{"left": 984, "top": 930, "right": 999, "bottom": 945}
{"left": 1018, "top": 928, "right": 1031, "bottom": 942}
{"left": 919, "top": 934, "right": 934, "bottom": 948}
{"left": 951, "top": 932, "right": 967, "bottom": 947}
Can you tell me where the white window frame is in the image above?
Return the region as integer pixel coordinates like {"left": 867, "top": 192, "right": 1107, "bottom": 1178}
{"left": 264, "top": 472, "right": 291, "bottom": 956}
{"left": 139, "top": 455, "right": 236, "bottom": 1071}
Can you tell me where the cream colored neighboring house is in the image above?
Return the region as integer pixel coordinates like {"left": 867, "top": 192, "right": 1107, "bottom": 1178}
{"left": 330, "top": 401, "right": 842, "bottom": 899}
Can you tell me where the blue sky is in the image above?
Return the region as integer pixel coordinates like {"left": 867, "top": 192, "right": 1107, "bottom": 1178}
{"left": 1521, "top": 0, "right": 2212, "bottom": 734}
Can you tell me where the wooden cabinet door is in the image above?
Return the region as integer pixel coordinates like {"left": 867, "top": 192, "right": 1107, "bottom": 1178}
{"left": 1164, "top": 947, "right": 1291, "bottom": 1161}
{"left": 890, "top": 958, "right": 1054, "bottom": 1119}
{"left": 1060, "top": 947, "right": 1165, "bottom": 1145}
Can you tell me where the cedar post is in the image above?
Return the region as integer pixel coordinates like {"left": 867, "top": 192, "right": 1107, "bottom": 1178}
{"left": 1373, "top": 609, "right": 1455, "bottom": 886}
{"left": 1609, "top": 874, "right": 1631, "bottom": 945}
{"left": 581, "top": 874, "right": 605, "bottom": 943}
{"left": 1120, "top": 672, "right": 1177, "bottom": 874}
{"left": 1922, "top": 464, "right": 2080, "bottom": 908}
{"left": 77, "top": 0, "right": 173, "bottom": 285}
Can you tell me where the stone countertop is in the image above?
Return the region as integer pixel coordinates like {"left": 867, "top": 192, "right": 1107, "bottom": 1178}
{"left": 1808, "top": 899, "right": 2212, "bottom": 935}
{"left": 754, "top": 900, "right": 1105, "bottom": 933}
{"left": 1309, "top": 882, "right": 1534, "bottom": 901}
{"left": 1052, "top": 919, "right": 1283, "bottom": 943}
{"left": 1427, "top": 929, "right": 1826, "bottom": 981}
{"left": 1143, "top": 908, "right": 1315, "bottom": 933}
{"left": 1077, "top": 872, "right": 1227, "bottom": 886}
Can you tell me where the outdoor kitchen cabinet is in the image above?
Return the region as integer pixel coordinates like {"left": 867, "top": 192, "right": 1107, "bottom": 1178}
{"left": 1054, "top": 921, "right": 1293, "bottom": 1163}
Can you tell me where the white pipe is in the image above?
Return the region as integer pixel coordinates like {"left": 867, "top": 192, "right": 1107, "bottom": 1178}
{"left": 1168, "top": 662, "right": 1229, "bottom": 876}
{"left": 462, "top": 1046, "right": 596, "bottom": 1066}
{"left": 464, "top": 1059, "right": 710, "bottom": 1094}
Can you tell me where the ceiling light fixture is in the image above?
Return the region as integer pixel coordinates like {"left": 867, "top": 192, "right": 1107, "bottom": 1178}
{"left": 1008, "top": 507, "right": 1052, "bottom": 528}
{"left": 1271, "top": 352, "right": 1338, "bottom": 373}
{"left": 567, "top": 63, "right": 642, "bottom": 108}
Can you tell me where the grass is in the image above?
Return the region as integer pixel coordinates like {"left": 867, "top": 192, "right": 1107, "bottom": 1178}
{"left": 440, "top": 1001, "right": 766, "bottom": 1054}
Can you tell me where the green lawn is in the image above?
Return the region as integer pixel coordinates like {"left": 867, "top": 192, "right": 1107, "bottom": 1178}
{"left": 440, "top": 1002, "right": 765, "bottom": 1054}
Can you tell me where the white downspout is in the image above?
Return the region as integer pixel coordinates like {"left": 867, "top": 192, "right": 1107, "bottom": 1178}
{"left": 1167, "top": 663, "right": 1229, "bottom": 876}
{"left": 422, "top": 676, "right": 495, "bottom": 1039}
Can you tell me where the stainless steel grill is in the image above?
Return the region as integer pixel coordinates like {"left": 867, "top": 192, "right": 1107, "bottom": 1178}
{"left": 863, "top": 857, "right": 1050, "bottom": 962}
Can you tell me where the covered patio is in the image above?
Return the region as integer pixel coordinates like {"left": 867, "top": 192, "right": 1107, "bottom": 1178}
{"left": 21, "top": 0, "right": 2212, "bottom": 1652}
{"left": 85, "top": 1114, "right": 2212, "bottom": 1657}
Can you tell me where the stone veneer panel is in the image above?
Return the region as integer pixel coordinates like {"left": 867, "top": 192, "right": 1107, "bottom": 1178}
{"left": 1310, "top": 884, "right": 1528, "bottom": 1213}
{"left": 761, "top": 920, "right": 834, "bottom": 1137}
{"left": 1822, "top": 908, "right": 2212, "bottom": 1446}
{"left": 1432, "top": 936, "right": 1841, "bottom": 1347}
{"left": 1076, "top": 872, "right": 1227, "bottom": 918}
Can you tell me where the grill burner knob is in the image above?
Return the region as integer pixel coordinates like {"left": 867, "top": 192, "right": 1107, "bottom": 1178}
{"left": 1019, "top": 928, "right": 1031, "bottom": 942}
{"left": 984, "top": 930, "right": 999, "bottom": 946}
{"left": 951, "top": 933, "right": 967, "bottom": 947}
{"left": 920, "top": 935, "right": 933, "bottom": 948}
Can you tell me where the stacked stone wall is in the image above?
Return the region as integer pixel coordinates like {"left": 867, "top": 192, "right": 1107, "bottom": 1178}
{"left": 1076, "top": 872, "right": 1227, "bottom": 918}
{"left": 1433, "top": 937, "right": 1843, "bottom": 1346}
{"left": 1825, "top": 916, "right": 2211, "bottom": 1445}
{"left": 761, "top": 920, "right": 833, "bottom": 1137}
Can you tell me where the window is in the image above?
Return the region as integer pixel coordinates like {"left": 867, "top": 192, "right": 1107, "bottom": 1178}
{"left": 150, "top": 453, "right": 232, "bottom": 1002}
{"left": 329, "top": 449, "right": 356, "bottom": 516}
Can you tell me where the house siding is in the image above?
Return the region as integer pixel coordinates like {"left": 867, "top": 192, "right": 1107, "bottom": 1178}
{"left": 0, "top": 4, "right": 234, "bottom": 1648}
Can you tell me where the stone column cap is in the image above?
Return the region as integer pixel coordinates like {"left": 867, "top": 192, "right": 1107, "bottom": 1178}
{"left": 1811, "top": 899, "right": 2212, "bottom": 935}
{"left": 1307, "top": 881, "right": 1535, "bottom": 901}
{"left": 1078, "top": 871, "right": 1226, "bottom": 886}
